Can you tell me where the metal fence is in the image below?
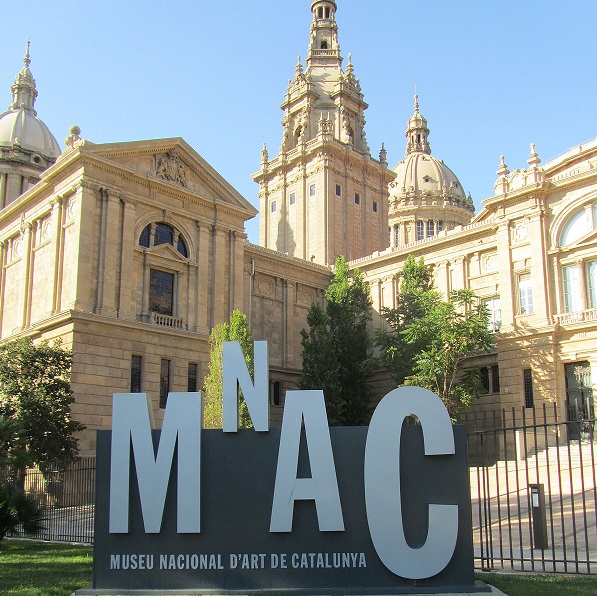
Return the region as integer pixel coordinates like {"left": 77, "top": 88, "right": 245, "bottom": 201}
{"left": 4, "top": 407, "right": 597, "bottom": 576}
{"left": 2, "top": 457, "right": 95, "bottom": 544}
{"left": 466, "top": 404, "right": 596, "bottom": 574}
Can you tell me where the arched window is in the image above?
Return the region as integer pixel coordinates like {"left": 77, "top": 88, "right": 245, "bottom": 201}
{"left": 320, "top": 40, "right": 328, "bottom": 49}
{"left": 139, "top": 226, "right": 151, "bottom": 248}
{"left": 155, "top": 223, "right": 174, "bottom": 246}
{"left": 559, "top": 201, "right": 597, "bottom": 247}
{"left": 139, "top": 222, "right": 189, "bottom": 257}
{"left": 177, "top": 236, "right": 189, "bottom": 258}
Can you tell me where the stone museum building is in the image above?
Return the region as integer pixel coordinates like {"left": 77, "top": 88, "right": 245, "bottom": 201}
{"left": 1, "top": 1, "right": 595, "bottom": 455}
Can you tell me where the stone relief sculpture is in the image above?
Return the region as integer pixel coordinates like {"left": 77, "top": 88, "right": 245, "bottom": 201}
{"left": 155, "top": 149, "right": 188, "bottom": 188}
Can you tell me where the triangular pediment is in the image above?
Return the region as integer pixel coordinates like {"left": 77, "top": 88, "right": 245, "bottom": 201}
{"left": 80, "top": 138, "right": 257, "bottom": 218}
{"left": 146, "top": 241, "right": 188, "bottom": 263}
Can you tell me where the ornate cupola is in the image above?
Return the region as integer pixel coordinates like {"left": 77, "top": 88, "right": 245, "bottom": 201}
{"left": 307, "top": 1, "right": 341, "bottom": 67}
{"left": 388, "top": 96, "right": 474, "bottom": 250}
{"left": 405, "top": 95, "right": 431, "bottom": 155}
{"left": 253, "top": 1, "right": 395, "bottom": 265}
{"left": 0, "top": 42, "right": 61, "bottom": 209}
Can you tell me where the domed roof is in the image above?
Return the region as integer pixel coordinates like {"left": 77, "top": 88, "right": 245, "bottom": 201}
{"left": 390, "top": 95, "right": 470, "bottom": 208}
{"left": 0, "top": 43, "right": 60, "bottom": 160}
{"left": 392, "top": 151, "right": 466, "bottom": 201}
{"left": 0, "top": 109, "right": 61, "bottom": 159}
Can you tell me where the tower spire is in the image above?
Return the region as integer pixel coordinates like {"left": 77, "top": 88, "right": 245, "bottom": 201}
{"left": 307, "top": 1, "right": 341, "bottom": 68}
{"left": 10, "top": 40, "right": 38, "bottom": 114}
{"left": 405, "top": 94, "right": 431, "bottom": 155}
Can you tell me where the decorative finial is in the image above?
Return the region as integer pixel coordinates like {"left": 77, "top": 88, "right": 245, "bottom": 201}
{"left": 261, "top": 143, "right": 269, "bottom": 163}
{"left": 346, "top": 53, "right": 354, "bottom": 76}
{"left": 24, "top": 39, "right": 31, "bottom": 67}
{"left": 379, "top": 142, "right": 387, "bottom": 164}
{"left": 496, "top": 155, "right": 510, "bottom": 176}
{"left": 295, "top": 56, "right": 303, "bottom": 75}
{"left": 414, "top": 93, "right": 419, "bottom": 113}
{"left": 64, "top": 125, "right": 82, "bottom": 149}
{"left": 528, "top": 143, "right": 541, "bottom": 167}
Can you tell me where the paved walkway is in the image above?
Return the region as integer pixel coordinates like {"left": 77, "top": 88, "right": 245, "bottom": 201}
{"left": 470, "top": 440, "right": 596, "bottom": 573}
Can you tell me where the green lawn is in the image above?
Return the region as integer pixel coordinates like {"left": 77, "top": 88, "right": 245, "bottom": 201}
{"left": 478, "top": 571, "right": 597, "bottom": 596}
{"left": 0, "top": 540, "right": 92, "bottom": 596}
{"left": 1, "top": 540, "right": 596, "bottom": 596}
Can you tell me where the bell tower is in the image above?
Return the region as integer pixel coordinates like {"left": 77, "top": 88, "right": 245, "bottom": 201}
{"left": 252, "top": 1, "right": 395, "bottom": 265}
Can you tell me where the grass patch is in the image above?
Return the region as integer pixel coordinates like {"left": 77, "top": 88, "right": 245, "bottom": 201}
{"left": 477, "top": 571, "right": 597, "bottom": 595}
{"left": 0, "top": 539, "right": 92, "bottom": 596}
{"left": 0, "top": 541, "right": 596, "bottom": 596}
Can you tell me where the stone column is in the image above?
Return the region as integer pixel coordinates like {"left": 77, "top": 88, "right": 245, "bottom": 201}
{"left": 51, "top": 197, "right": 65, "bottom": 314}
{"left": 497, "top": 221, "right": 515, "bottom": 330}
{"left": 0, "top": 174, "right": 6, "bottom": 209}
{"left": 0, "top": 241, "right": 5, "bottom": 336}
{"left": 19, "top": 222, "right": 34, "bottom": 330}
{"left": 196, "top": 222, "right": 209, "bottom": 333}
{"left": 233, "top": 231, "right": 245, "bottom": 312}
{"left": 99, "top": 191, "right": 122, "bottom": 317}
{"left": 118, "top": 199, "right": 137, "bottom": 320}
{"left": 210, "top": 225, "right": 227, "bottom": 327}
{"left": 576, "top": 258, "right": 588, "bottom": 311}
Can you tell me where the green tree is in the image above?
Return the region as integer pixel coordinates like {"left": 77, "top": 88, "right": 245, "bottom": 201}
{"left": 0, "top": 415, "right": 43, "bottom": 540}
{"left": 375, "top": 255, "right": 434, "bottom": 384}
{"left": 300, "top": 256, "right": 374, "bottom": 425}
{"left": 298, "top": 303, "right": 342, "bottom": 425}
{"left": 203, "top": 310, "right": 254, "bottom": 429}
{"left": 377, "top": 257, "right": 496, "bottom": 419}
{"left": 0, "top": 338, "right": 84, "bottom": 465}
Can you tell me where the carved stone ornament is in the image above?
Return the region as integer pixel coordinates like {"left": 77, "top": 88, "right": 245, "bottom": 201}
{"left": 155, "top": 149, "right": 188, "bottom": 188}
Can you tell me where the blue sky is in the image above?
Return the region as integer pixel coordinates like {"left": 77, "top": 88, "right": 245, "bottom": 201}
{"left": 2, "top": 0, "right": 597, "bottom": 243}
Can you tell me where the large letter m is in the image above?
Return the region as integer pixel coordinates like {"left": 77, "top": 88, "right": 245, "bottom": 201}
{"left": 109, "top": 392, "right": 201, "bottom": 534}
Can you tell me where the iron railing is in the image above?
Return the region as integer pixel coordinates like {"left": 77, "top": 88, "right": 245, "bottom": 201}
{"left": 465, "top": 404, "right": 596, "bottom": 573}
{"left": 2, "top": 457, "right": 95, "bottom": 544}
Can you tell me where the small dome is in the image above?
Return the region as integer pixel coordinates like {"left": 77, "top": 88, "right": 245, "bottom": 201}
{"left": 0, "top": 108, "right": 60, "bottom": 159}
{"left": 391, "top": 152, "right": 466, "bottom": 202}
{"left": 0, "top": 43, "right": 60, "bottom": 161}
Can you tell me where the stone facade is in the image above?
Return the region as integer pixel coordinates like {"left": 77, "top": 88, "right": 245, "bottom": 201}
{"left": 1, "top": 1, "right": 596, "bottom": 457}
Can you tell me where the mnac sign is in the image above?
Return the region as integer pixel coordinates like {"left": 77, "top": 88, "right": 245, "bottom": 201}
{"left": 83, "top": 342, "right": 484, "bottom": 594}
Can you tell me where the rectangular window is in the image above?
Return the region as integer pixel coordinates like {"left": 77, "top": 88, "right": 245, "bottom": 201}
{"left": 150, "top": 269, "right": 174, "bottom": 316}
{"left": 437, "top": 220, "right": 444, "bottom": 232}
{"left": 335, "top": 184, "right": 342, "bottom": 196}
{"left": 130, "top": 355, "right": 142, "bottom": 393}
{"left": 480, "top": 367, "right": 490, "bottom": 393}
{"left": 483, "top": 296, "right": 502, "bottom": 332}
{"left": 491, "top": 364, "right": 500, "bottom": 394}
{"left": 160, "top": 359, "right": 171, "bottom": 409}
{"left": 187, "top": 363, "right": 198, "bottom": 393}
{"left": 587, "top": 260, "right": 597, "bottom": 308}
{"left": 309, "top": 184, "right": 316, "bottom": 197}
{"left": 416, "top": 220, "right": 424, "bottom": 241}
{"left": 354, "top": 193, "right": 360, "bottom": 205}
{"left": 518, "top": 273, "right": 534, "bottom": 315}
{"left": 271, "top": 200, "right": 277, "bottom": 213}
{"left": 523, "top": 368, "right": 534, "bottom": 408}
{"left": 394, "top": 225, "right": 400, "bottom": 246}
{"left": 289, "top": 192, "right": 296, "bottom": 205}
{"left": 372, "top": 201, "right": 378, "bottom": 213}
{"left": 426, "top": 220, "right": 434, "bottom": 237}
{"left": 563, "top": 264, "right": 582, "bottom": 312}
{"left": 271, "top": 380, "right": 282, "bottom": 406}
